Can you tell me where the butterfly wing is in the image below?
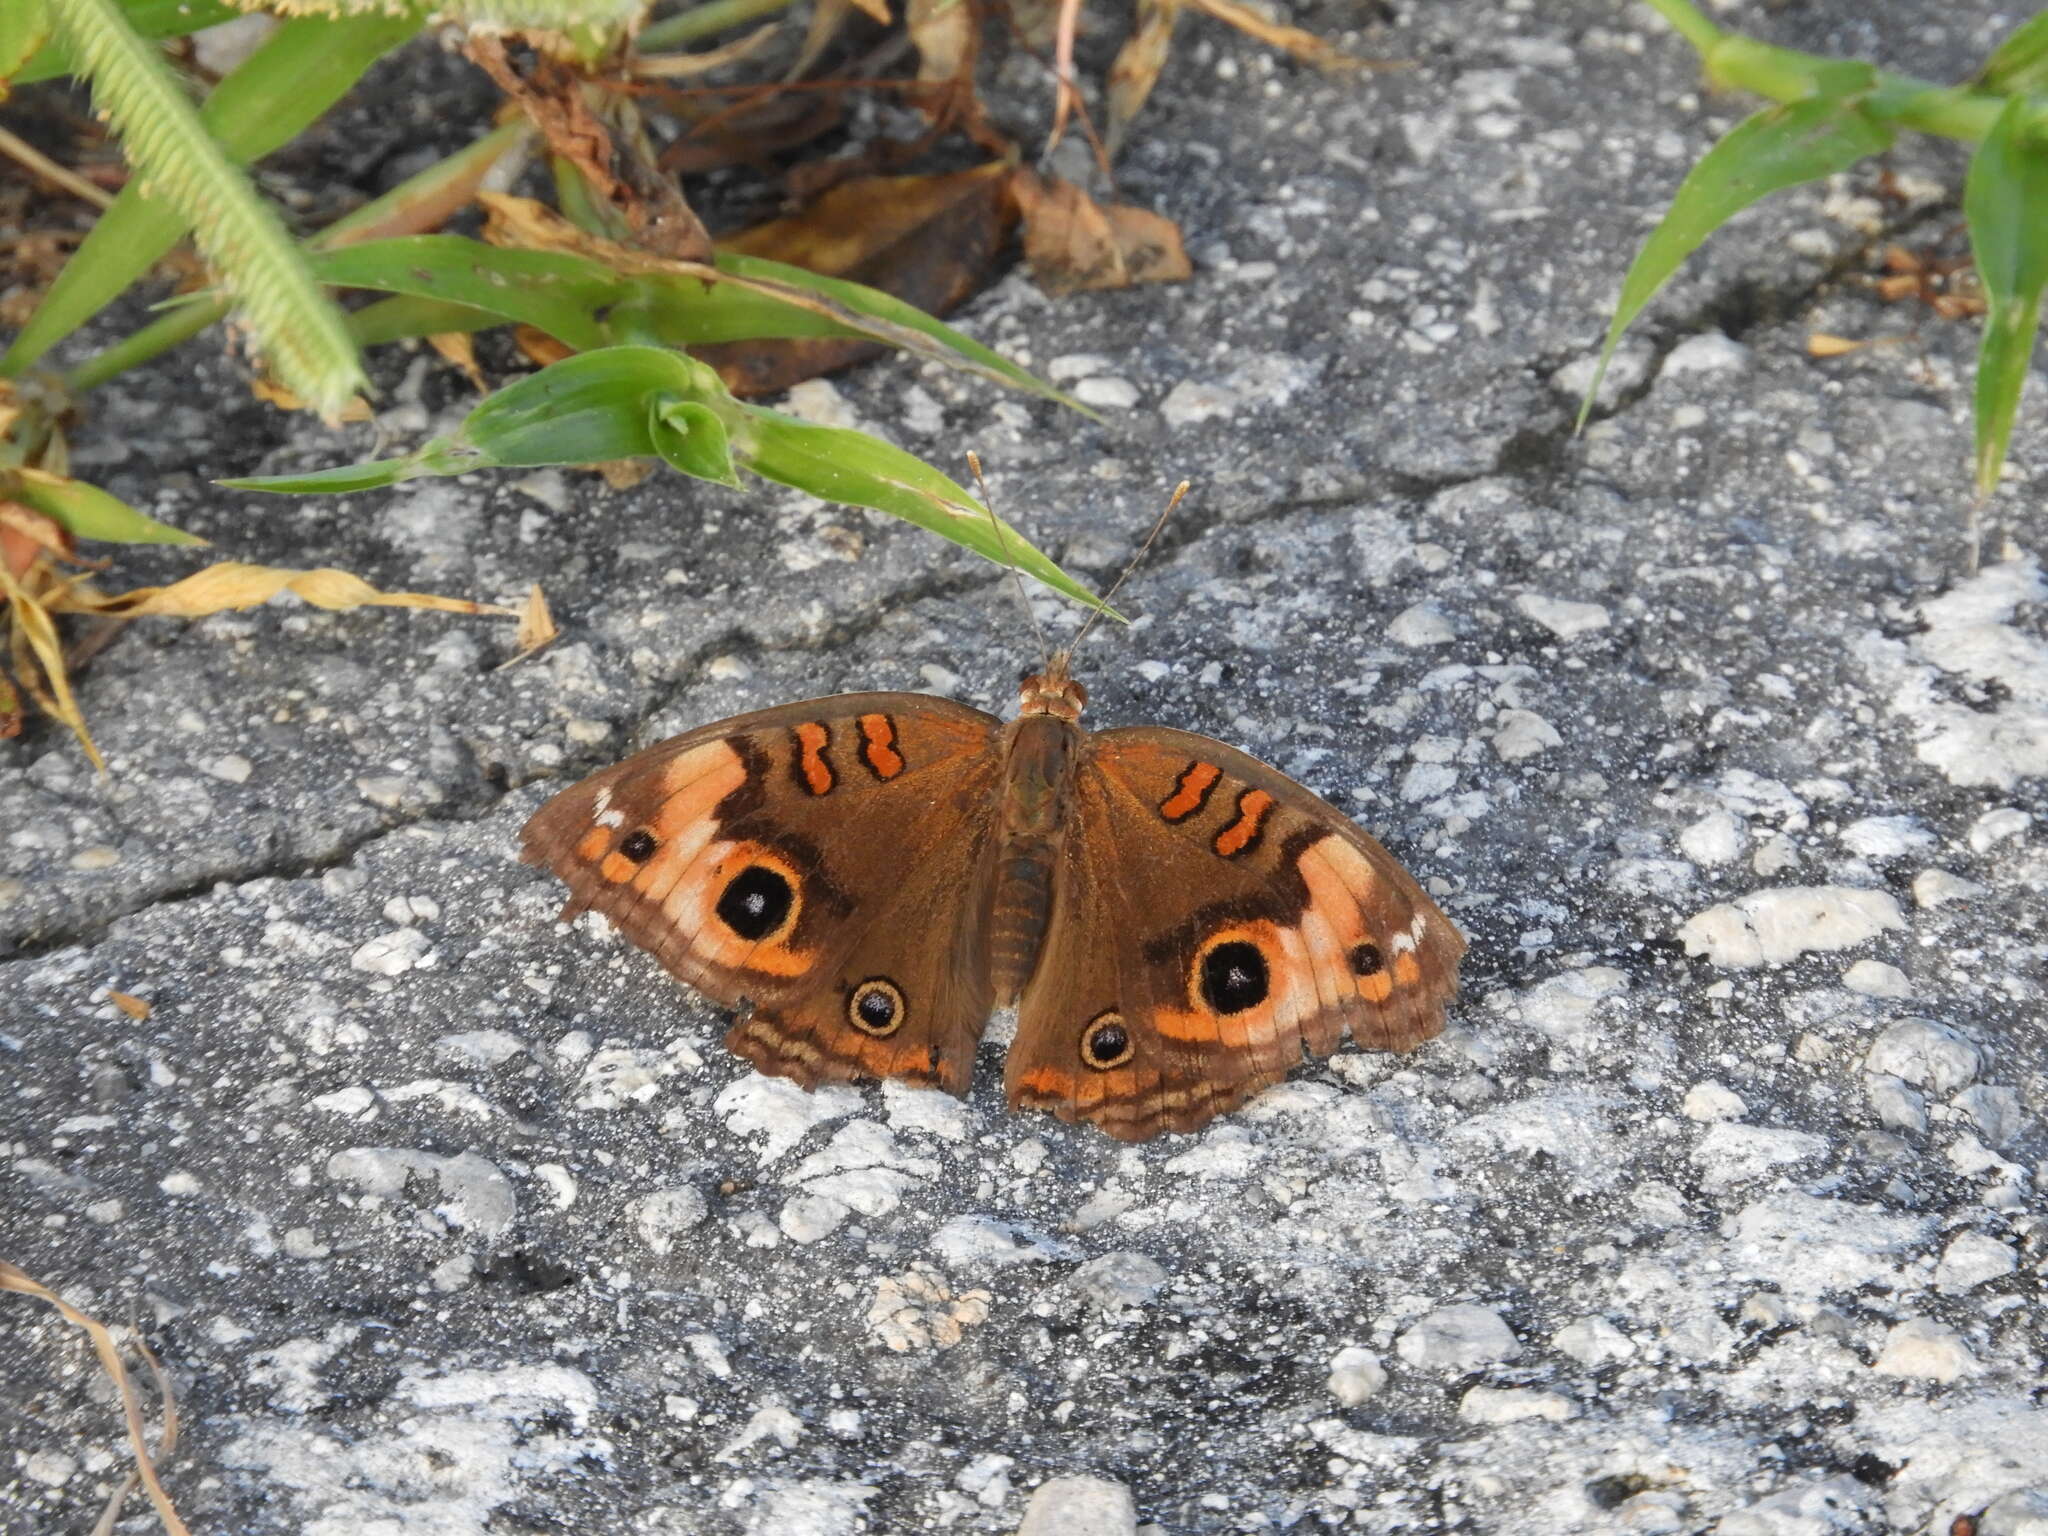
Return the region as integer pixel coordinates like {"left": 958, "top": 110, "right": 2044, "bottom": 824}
{"left": 522, "top": 693, "right": 1007, "bottom": 1094}
{"left": 1006, "top": 726, "right": 1464, "bottom": 1140}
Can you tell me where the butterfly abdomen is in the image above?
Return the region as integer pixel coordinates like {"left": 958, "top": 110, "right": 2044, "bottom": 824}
{"left": 989, "top": 841, "right": 1058, "bottom": 1004}
{"left": 988, "top": 714, "right": 1084, "bottom": 1004}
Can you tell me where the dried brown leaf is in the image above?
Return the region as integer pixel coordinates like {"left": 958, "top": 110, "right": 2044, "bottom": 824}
{"left": 47, "top": 563, "right": 521, "bottom": 621}
{"left": 427, "top": 330, "right": 488, "bottom": 390}
{"left": 1183, "top": 0, "right": 1399, "bottom": 71}
{"left": 2, "top": 500, "right": 73, "bottom": 578}
{"left": 0, "top": 1261, "right": 189, "bottom": 1536}
{"left": 1808, "top": 333, "right": 1867, "bottom": 357}
{"left": 1009, "top": 169, "right": 1190, "bottom": 295}
{"left": 107, "top": 990, "right": 153, "bottom": 1020}
{"left": 248, "top": 377, "right": 373, "bottom": 420}
{"left": 908, "top": 0, "right": 975, "bottom": 84}
{"left": 1106, "top": 0, "right": 1182, "bottom": 155}
{"left": 0, "top": 560, "right": 102, "bottom": 770}
{"left": 498, "top": 582, "right": 559, "bottom": 669}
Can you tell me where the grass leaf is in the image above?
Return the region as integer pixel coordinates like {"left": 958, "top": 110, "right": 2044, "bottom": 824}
{"left": 10, "top": 468, "right": 205, "bottom": 545}
{"left": 1963, "top": 92, "right": 2048, "bottom": 496}
{"left": 1978, "top": 13, "right": 2048, "bottom": 94}
{"left": 1579, "top": 75, "right": 1894, "bottom": 427}
{"left": 3, "top": 10, "right": 419, "bottom": 379}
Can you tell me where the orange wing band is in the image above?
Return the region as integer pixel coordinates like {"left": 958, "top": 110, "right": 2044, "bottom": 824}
{"left": 859, "top": 713, "right": 905, "bottom": 780}
{"left": 1213, "top": 789, "right": 1274, "bottom": 857}
{"left": 794, "top": 721, "right": 834, "bottom": 796}
{"left": 1159, "top": 760, "right": 1221, "bottom": 822}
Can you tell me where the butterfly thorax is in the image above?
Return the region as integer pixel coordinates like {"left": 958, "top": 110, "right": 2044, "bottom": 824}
{"left": 989, "top": 666, "right": 1088, "bottom": 1002}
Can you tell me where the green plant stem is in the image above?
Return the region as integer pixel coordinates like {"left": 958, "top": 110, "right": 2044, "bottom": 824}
{"left": 1639, "top": 0, "right": 1723, "bottom": 58}
{"left": 638, "top": 0, "right": 793, "bottom": 52}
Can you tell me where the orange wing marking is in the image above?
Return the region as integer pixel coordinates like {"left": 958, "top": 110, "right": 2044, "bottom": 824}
{"left": 1159, "top": 761, "right": 1221, "bottom": 822}
{"left": 1213, "top": 788, "right": 1274, "bottom": 857}
{"left": 858, "top": 713, "right": 905, "bottom": 780}
{"left": 794, "top": 721, "right": 834, "bottom": 796}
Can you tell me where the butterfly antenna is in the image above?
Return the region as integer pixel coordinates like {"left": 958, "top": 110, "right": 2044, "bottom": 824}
{"left": 968, "top": 452, "right": 1055, "bottom": 673}
{"left": 1070, "top": 478, "right": 1188, "bottom": 656}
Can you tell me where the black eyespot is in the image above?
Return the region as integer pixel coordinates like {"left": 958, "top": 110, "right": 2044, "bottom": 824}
{"left": 1199, "top": 941, "right": 1269, "bottom": 1015}
{"left": 1349, "top": 942, "right": 1384, "bottom": 977}
{"left": 715, "top": 865, "right": 794, "bottom": 941}
{"left": 1081, "top": 1011, "right": 1132, "bottom": 1069}
{"left": 848, "top": 978, "right": 905, "bottom": 1037}
{"left": 619, "top": 829, "right": 657, "bottom": 862}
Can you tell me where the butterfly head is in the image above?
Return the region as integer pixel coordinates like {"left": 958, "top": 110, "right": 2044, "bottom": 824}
{"left": 1018, "top": 652, "right": 1087, "bottom": 721}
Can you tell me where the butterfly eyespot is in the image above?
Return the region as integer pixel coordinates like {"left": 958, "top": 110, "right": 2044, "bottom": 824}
{"left": 716, "top": 864, "right": 795, "bottom": 941}
{"left": 1080, "top": 1011, "right": 1133, "bottom": 1069}
{"left": 848, "top": 978, "right": 906, "bottom": 1037}
{"left": 619, "top": 829, "right": 658, "bottom": 863}
{"left": 1198, "top": 940, "right": 1269, "bottom": 1015}
{"left": 1349, "top": 942, "right": 1385, "bottom": 977}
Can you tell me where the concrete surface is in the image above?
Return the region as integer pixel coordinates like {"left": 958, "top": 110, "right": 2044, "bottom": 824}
{"left": 4, "top": 2, "right": 2045, "bottom": 1533}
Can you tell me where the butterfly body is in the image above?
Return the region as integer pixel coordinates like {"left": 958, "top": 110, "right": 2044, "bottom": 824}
{"left": 522, "top": 655, "right": 1463, "bottom": 1141}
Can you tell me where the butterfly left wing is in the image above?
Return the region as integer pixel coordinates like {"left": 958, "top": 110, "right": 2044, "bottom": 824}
{"left": 1006, "top": 727, "right": 1464, "bottom": 1140}
{"left": 522, "top": 693, "right": 1008, "bottom": 1095}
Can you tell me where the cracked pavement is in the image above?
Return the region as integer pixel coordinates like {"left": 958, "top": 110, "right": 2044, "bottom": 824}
{"left": 5, "top": 2, "right": 2048, "bottom": 1533}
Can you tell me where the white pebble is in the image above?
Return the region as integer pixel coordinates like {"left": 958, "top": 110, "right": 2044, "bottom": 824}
{"left": 1865, "top": 1075, "right": 1926, "bottom": 1134}
{"left": 1515, "top": 592, "right": 1611, "bottom": 639}
{"left": 23, "top": 1451, "right": 77, "bottom": 1487}
{"left": 202, "top": 753, "right": 253, "bottom": 784}
{"left": 1492, "top": 708, "right": 1561, "bottom": 762}
{"left": 1073, "top": 377, "right": 1139, "bottom": 410}
{"left": 1863, "top": 1019, "right": 1980, "bottom": 1093}
{"left": 1017, "top": 1475, "right": 1139, "bottom": 1536}
{"left": 1551, "top": 1316, "right": 1635, "bottom": 1365}
{"left": 779, "top": 1193, "right": 850, "bottom": 1244}
{"left": 1159, "top": 380, "right": 1239, "bottom": 427}
{"left": 1325, "top": 1345, "right": 1387, "bottom": 1405}
{"left": 1395, "top": 1304, "right": 1520, "bottom": 1371}
{"left": 1872, "top": 1318, "right": 1976, "bottom": 1383}
{"left": 1457, "top": 1385, "right": 1575, "bottom": 1424}
{"left": 1677, "top": 886, "right": 1905, "bottom": 968}
{"left": 633, "top": 1187, "right": 709, "bottom": 1254}
{"left": 1967, "top": 806, "right": 2030, "bottom": 852}
{"left": 1679, "top": 810, "right": 1745, "bottom": 866}
{"left": 1838, "top": 815, "right": 1935, "bottom": 859}
{"left": 1912, "top": 869, "right": 1983, "bottom": 908}
{"left": 1387, "top": 602, "right": 1456, "bottom": 646}
{"left": 1934, "top": 1231, "right": 2015, "bottom": 1294}
{"left": 1681, "top": 1082, "right": 1745, "bottom": 1122}
{"left": 351, "top": 927, "right": 432, "bottom": 976}
{"left": 1842, "top": 960, "right": 1911, "bottom": 998}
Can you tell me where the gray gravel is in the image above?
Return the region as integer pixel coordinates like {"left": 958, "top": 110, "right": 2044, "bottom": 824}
{"left": 5, "top": 2, "right": 2047, "bottom": 1533}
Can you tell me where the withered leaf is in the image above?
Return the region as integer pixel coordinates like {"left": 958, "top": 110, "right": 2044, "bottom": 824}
{"left": 1008, "top": 169, "right": 1191, "bottom": 295}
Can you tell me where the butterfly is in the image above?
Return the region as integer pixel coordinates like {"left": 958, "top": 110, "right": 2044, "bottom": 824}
{"left": 521, "top": 637, "right": 1465, "bottom": 1141}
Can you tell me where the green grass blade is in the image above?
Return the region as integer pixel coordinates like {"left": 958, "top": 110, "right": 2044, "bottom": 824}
{"left": 1964, "top": 93, "right": 2048, "bottom": 497}
{"left": 312, "top": 237, "right": 623, "bottom": 349}
{"left": 36, "top": 0, "right": 367, "bottom": 416}
{"left": 2, "top": 10, "right": 420, "bottom": 377}
{"left": 1978, "top": 13, "right": 2048, "bottom": 94}
{"left": 346, "top": 294, "right": 504, "bottom": 347}
{"left": 2, "top": 0, "right": 54, "bottom": 83}
{"left": 707, "top": 254, "right": 1092, "bottom": 414}
{"left": 9, "top": 469, "right": 204, "bottom": 544}
{"left": 1578, "top": 76, "right": 1894, "bottom": 428}
{"left": 225, "top": 344, "right": 1104, "bottom": 608}
{"left": 11, "top": 0, "right": 241, "bottom": 86}
{"left": 735, "top": 405, "right": 1107, "bottom": 612}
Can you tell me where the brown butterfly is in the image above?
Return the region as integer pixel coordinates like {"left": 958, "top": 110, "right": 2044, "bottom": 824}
{"left": 521, "top": 639, "right": 1465, "bottom": 1141}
